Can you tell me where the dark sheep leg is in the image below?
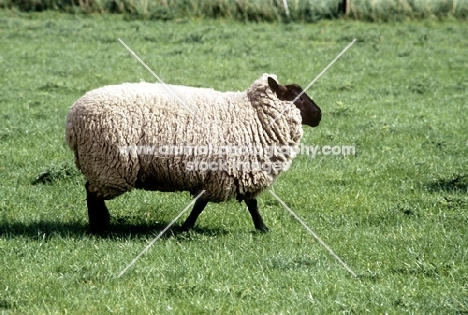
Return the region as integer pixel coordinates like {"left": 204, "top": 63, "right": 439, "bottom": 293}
{"left": 245, "top": 199, "right": 269, "bottom": 232}
{"left": 85, "top": 182, "right": 110, "bottom": 234}
{"left": 180, "top": 199, "right": 209, "bottom": 231}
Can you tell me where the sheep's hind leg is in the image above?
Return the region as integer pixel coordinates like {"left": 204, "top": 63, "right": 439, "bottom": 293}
{"left": 245, "top": 199, "right": 269, "bottom": 232}
{"left": 180, "top": 199, "right": 209, "bottom": 231}
{"left": 85, "top": 182, "right": 110, "bottom": 234}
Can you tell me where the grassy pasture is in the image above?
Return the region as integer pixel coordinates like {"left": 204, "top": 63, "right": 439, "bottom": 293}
{"left": 0, "top": 10, "right": 467, "bottom": 314}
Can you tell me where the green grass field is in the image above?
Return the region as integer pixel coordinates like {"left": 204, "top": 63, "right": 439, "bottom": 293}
{"left": 0, "top": 10, "right": 467, "bottom": 314}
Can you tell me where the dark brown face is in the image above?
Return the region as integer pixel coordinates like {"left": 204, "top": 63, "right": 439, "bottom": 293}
{"left": 268, "top": 77, "right": 321, "bottom": 127}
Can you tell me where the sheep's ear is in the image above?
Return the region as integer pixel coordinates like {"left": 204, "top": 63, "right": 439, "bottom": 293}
{"left": 268, "top": 77, "right": 280, "bottom": 93}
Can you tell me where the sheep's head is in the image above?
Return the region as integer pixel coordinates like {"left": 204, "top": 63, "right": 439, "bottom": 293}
{"left": 268, "top": 77, "right": 321, "bottom": 127}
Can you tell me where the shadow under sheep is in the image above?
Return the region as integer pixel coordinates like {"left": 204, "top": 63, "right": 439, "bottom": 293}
{"left": 0, "top": 219, "right": 230, "bottom": 240}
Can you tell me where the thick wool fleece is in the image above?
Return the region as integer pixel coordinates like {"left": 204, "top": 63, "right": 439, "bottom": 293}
{"left": 66, "top": 74, "right": 303, "bottom": 202}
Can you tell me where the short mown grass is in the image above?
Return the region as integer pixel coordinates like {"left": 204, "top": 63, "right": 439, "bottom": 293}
{"left": 0, "top": 10, "right": 467, "bottom": 314}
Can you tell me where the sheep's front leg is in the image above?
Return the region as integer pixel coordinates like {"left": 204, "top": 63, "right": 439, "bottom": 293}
{"left": 245, "top": 199, "right": 269, "bottom": 232}
{"left": 180, "top": 199, "right": 209, "bottom": 231}
{"left": 85, "top": 182, "right": 110, "bottom": 234}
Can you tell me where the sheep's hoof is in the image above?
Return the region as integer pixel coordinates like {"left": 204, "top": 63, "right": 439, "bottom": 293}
{"left": 88, "top": 217, "right": 110, "bottom": 235}
{"left": 179, "top": 224, "right": 192, "bottom": 233}
{"left": 88, "top": 213, "right": 110, "bottom": 235}
{"left": 256, "top": 225, "right": 269, "bottom": 233}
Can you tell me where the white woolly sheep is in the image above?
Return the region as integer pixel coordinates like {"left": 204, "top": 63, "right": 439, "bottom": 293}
{"left": 66, "top": 73, "right": 321, "bottom": 233}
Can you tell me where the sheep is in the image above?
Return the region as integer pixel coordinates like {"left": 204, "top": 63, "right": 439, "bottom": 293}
{"left": 66, "top": 73, "right": 321, "bottom": 234}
